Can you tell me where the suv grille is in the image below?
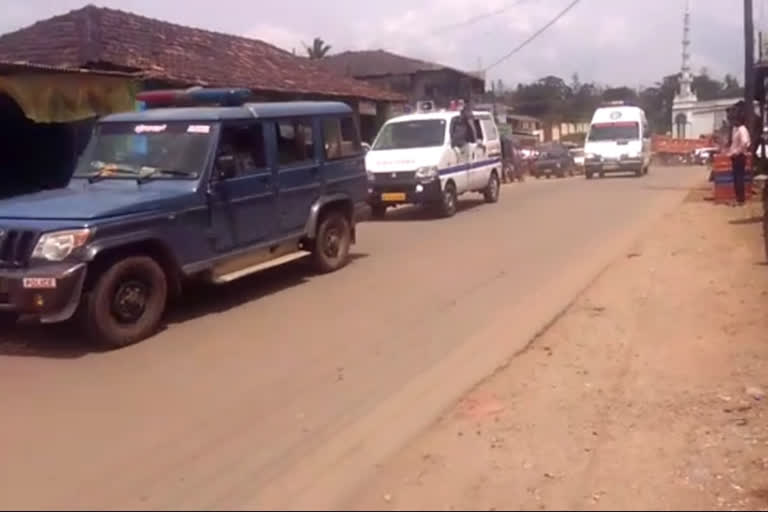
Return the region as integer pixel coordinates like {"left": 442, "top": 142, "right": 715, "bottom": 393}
{"left": 0, "top": 230, "right": 37, "bottom": 268}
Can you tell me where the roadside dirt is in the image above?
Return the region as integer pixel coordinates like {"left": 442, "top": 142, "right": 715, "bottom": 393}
{"left": 345, "top": 186, "right": 768, "bottom": 511}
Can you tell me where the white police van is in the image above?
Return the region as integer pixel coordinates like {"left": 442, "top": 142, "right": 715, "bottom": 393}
{"left": 365, "top": 101, "right": 502, "bottom": 218}
{"left": 584, "top": 102, "right": 651, "bottom": 179}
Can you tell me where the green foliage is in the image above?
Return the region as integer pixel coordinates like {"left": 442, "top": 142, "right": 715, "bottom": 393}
{"left": 305, "top": 38, "right": 332, "bottom": 59}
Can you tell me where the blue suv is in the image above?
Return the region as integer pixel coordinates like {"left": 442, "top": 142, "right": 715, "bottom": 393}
{"left": 0, "top": 92, "right": 368, "bottom": 348}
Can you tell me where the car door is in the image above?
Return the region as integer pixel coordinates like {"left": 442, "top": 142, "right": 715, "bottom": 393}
{"left": 208, "top": 121, "right": 275, "bottom": 252}
{"left": 270, "top": 117, "right": 322, "bottom": 235}
{"left": 321, "top": 115, "right": 366, "bottom": 199}
{"left": 470, "top": 118, "right": 488, "bottom": 189}
{"left": 481, "top": 117, "right": 502, "bottom": 181}
{"left": 448, "top": 117, "right": 471, "bottom": 193}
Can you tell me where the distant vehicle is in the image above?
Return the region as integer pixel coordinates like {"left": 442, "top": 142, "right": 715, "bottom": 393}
{"left": 570, "top": 147, "right": 586, "bottom": 169}
{"left": 365, "top": 102, "right": 502, "bottom": 218}
{"left": 532, "top": 142, "right": 575, "bottom": 179}
{"left": 584, "top": 103, "right": 651, "bottom": 178}
{"left": 0, "top": 89, "right": 369, "bottom": 348}
{"left": 693, "top": 146, "right": 719, "bottom": 165}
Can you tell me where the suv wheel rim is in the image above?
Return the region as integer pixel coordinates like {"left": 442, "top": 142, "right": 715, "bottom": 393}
{"left": 323, "top": 225, "right": 342, "bottom": 259}
{"left": 112, "top": 280, "right": 149, "bottom": 324}
{"left": 445, "top": 188, "right": 455, "bottom": 210}
{"left": 491, "top": 176, "right": 499, "bottom": 199}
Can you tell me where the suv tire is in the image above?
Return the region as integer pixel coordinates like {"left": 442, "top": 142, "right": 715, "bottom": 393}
{"left": 81, "top": 256, "right": 168, "bottom": 349}
{"left": 484, "top": 172, "right": 500, "bottom": 203}
{"left": 370, "top": 204, "right": 387, "bottom": 219}
{"left": 438, "top": 182, "right": 458, "bottom": 217}
{"left": 313, "top": 211, "right": 352, "bottom": 273}
{"left": 0, "top": 312, "right": 18, "bottom": 327}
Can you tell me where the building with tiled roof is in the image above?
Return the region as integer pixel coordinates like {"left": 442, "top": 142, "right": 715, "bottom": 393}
{"left": 319, "top": 49, "right": 485, "bottom": 109}
{"left": 0, "top": 5, "right": 405, "bottom": 104}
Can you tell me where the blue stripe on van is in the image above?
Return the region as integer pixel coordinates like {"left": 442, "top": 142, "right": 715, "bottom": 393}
{"left": 439, "top": 158, "right": 502, "bottom": 176}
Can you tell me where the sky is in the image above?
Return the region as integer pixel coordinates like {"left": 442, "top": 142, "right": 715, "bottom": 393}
{"left": 2, "top": 0, "right": 759, "bottom": 89}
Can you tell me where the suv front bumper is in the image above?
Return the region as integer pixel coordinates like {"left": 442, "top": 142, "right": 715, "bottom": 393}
{"left": 0, "top": 263, "right": 86, "bottom": 323}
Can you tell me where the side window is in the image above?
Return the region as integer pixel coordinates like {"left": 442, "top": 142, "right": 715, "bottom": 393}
{"left": 276, "top": 119, "right": 314, "bottom": 167}
{"left": 324, "top": 116, "right": 362, "bottom": 160}
{"left": 481, "top": 119, "right": 499, "bottom": 141}
{"left": 216, "top": 123, "right": 267, "bottom": 178}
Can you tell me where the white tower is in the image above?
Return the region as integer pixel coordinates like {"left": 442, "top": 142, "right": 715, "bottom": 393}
{"left": 672, "top": 0, "right": 697, "bottom": 138}
{"left": 677, "top": 0, "right": 696, "bottom": 101}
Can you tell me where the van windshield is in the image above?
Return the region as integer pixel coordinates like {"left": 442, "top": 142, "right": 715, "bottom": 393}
{"left": 373, "top": 119, "right": 446, "bottom": 150}
{"left": 588, "top": 122, "right": 639, "bottom": 142}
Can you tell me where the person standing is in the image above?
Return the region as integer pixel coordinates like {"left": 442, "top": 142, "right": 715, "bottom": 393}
{"left": 728, "top": 101, "right": 752, "bottom": 206}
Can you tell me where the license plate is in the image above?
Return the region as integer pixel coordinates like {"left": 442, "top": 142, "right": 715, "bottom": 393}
{"left": 22, "top": 277, "right": 56, "bottom": 289}
{"left": 381, "top": 192, "right": 406, "bottom": 202}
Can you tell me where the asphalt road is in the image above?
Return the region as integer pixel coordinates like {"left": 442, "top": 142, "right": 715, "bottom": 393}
{"left": 0, "top": 167, "right": 703, "bottom": 510}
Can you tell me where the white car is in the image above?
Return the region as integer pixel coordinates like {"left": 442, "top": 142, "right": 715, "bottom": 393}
{"left": 365, "top": 105, "right": 503, "bottom": 218}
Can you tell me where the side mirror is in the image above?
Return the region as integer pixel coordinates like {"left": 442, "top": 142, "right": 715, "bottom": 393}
{"left": 362, "top": 143, "right": 371, "bottom": 153}
{"left": 215, "top": 154, "right": 237, "bottom": 180}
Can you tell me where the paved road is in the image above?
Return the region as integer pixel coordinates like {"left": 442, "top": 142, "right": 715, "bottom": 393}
{"left": 0, "top": 167, "right": 703, "bottom": 510}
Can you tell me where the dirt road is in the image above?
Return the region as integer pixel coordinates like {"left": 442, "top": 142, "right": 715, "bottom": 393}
{"left": 0, "top": 168, "right": 702, "bottom": 510}
{"left": 347, "top": 186, "right": 768, "bottom": 511}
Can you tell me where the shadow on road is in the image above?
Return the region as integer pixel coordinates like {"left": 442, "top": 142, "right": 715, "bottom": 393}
{"left": 0, "top": 252, "right": 368, "bottom": 359}
{"left": 368, "top": 198, "right": 487, "bottom": 223}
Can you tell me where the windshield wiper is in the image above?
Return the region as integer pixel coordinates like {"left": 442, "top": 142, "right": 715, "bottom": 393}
{"left": 87, "top": 162, "right": 139, "bottom": 183}
{"left": 136, "top": 167, "right": 196, "bottom": 184}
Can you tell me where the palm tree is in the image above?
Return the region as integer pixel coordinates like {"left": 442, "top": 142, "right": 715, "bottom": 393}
{"left": 305, "top": 37, "right": 331, "bottom": 59}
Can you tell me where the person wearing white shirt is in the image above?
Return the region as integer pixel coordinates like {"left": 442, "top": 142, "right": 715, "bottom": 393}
{"left": 727, "top": 102, "right": 751, "bottom": 206}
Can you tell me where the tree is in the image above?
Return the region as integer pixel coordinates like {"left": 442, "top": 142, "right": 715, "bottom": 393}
{"left": 723, "top": 74, "right": 744, "bottom": 97}
{"left": 603, "top": 86, "right": 639, "bottom": 104}
{"left": 570, "top": 73, "right": 581, "bottom": 94}
{"left": 692, "top": 71, "right": 724, "bottom": 101}
{"left": 305, "top": 37, "right": 332, "bottom": 59}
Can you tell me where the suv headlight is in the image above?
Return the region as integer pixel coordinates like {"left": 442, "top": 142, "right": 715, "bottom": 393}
{"left": 586, "top": 153, "right": 599, "bottom": 161}
{"left": 32, "top": 228, "right": 92, "bottom": 261}
{"left": 415, "top": 166, "right": 439, "bottom": 180}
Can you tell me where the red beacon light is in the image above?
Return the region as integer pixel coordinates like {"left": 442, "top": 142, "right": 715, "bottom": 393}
{"left": 136, "top": 87, "right": 253, "bottom": 109}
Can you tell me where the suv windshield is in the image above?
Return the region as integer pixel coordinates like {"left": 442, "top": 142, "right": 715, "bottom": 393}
{"left": 74, "top": 122, "right": 215, "bottom": 180}
{"left": 588, "top": 123, "right": 639, "bottom": 142}
{"left": 373, "top": 119, "right": 446, "bottom": 150}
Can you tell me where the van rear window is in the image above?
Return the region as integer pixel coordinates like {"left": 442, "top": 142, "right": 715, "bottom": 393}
{"left": 589, "top": 122, "right": 639, "bottom": 141}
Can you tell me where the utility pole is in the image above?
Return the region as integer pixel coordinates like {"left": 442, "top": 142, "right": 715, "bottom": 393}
{"left": 745, "top": 0, "right": 755, "bottom": 138}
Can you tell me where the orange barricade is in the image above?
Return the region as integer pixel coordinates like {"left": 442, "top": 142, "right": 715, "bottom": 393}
{"left": 712, "top": 154, "right": 753, "bottom": 203}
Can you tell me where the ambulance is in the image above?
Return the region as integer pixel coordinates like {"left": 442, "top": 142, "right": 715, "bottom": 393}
{"left": 365, "top": 100, "right": 503, "bottom": 218}
{"left": 584, "top": 102, "right": 651, "bottom": 179}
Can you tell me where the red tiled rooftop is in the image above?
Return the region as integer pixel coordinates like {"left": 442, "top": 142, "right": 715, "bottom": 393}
{"left": 0, "top": 5, "right": 405, "bottom": 102}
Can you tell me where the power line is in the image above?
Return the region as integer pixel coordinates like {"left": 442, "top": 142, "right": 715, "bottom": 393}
{"left": 431, "top": 0, "right": 530, "bottom": 35}
{"left": 483, "top": 0, "right": 583, "bottom": 72}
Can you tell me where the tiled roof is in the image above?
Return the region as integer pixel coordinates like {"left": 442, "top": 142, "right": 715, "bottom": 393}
{"left": 0, "top": 5, "right": 405, "bottom": 102}
{"left": 0, "top": 59, "right": 137, "bottom": 77}
{"left": 319, "top": 49, "right": 482, "bottom": 82}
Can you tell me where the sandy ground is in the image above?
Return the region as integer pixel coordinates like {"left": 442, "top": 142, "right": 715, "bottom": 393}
{"left": 346, "top": 185, "right": 768, "bottom": 511}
